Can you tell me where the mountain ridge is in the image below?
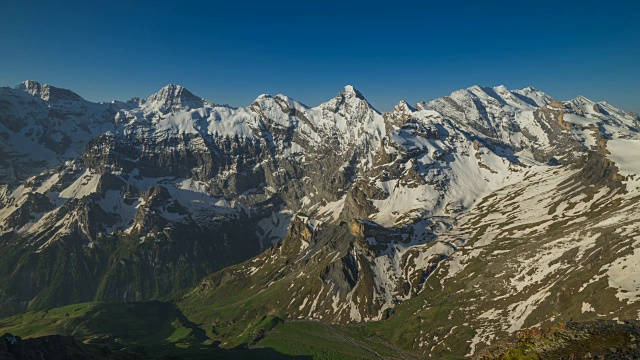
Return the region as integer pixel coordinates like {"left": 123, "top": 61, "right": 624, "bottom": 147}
{"left": 0, "top": 80, "right": 639, "bottom": 357}
{"left": 15, "top": 80, "right": 639, "bottom": 117}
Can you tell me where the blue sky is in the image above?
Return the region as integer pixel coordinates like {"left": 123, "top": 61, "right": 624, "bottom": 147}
{"left": 1, "top": 0, "right": 638, "bottom": 112}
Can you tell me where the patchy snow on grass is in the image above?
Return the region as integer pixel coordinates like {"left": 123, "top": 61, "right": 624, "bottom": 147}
{"left": 582, "top": 302, "right": 595, "bottom": 313}
{"left": 605, "top": 236, "right": 640, "bottom": 304}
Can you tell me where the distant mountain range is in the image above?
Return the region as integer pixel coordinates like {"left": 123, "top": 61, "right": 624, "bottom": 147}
{"left": 0, "top": 80, "right": 639, "bottom": 358}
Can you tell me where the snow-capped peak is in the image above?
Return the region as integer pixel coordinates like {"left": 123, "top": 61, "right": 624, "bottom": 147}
{"left": 493, "top": 84, "right": 509, "bottom": 93}
{"left": 146, "top": 84, "right": 192, "bottom": 103}
{"left": 328, "top": 85, "right": 381, "bottom": 114}
{"left": 393, "top": 100, "right": 416, "bottom": 114}
{"left": 511, "top": 86, "right": 555, "bottom": 107}
{"left": 339, "top": 85, "right": 367, "bottom": 101}
{"left": 145, "top": 84, "right": 212, "bottom": 113}
{"left": 572, "top": 95, "right": 595, "bottom": 105}
{"left": 15, "top": 80, "right": 84, "bottom": 103}
{"left": 15, "top": 80, "right": 42, "bottom": 97}
{"left": 342, "top": 84, "right": 357, "bottom": 93}
{"left": 255, "top": 94, "right": 272, "bottom": 100}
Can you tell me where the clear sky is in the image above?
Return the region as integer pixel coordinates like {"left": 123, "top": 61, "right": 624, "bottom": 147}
{"left": 1, "top": 0, "right": 638, "bottom": 113}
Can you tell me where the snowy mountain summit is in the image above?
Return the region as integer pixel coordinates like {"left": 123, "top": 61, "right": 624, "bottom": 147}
{"left": 15, "top": 80, "right": 85, "bottom": 103}
{"left": 143, "top": 84, "right": 214, "bottom": 113}
{"left": 0, "top": 81, "right": 639, "bottom": 356}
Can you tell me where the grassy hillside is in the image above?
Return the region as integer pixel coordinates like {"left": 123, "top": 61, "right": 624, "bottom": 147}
{"left": 0, "top": 301, "right": 411, "bottom": 359}
{"left": 0, "top": 301, "right": 206, "bottom": 350}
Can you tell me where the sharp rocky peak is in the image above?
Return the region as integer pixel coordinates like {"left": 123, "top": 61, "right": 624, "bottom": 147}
{"left": 145, "top": 84, "right": 212, "bottom": 112}
{"left": 340, "top": 85, "right": 364, "bottom": 99}
{"left": 393, "top": 100, "right": 417, "bottom": 113}
{"left": 325, "top": 85, "right": 380, "bottom": 115}
{"left": 15, "top": 80, "right": 42, "bottom": 96}
{"left": 147, "top": 84, "right": 196, "bottom": 102}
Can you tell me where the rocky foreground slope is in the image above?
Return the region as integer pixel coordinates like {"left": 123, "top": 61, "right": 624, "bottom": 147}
{"left": 477, "top": 320, "right": 640, "bottom": 359}
{"left": 0, "top": 81, "right": 639, "bottom": 357}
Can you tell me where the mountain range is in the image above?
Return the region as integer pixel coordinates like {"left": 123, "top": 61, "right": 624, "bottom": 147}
{"left": 0, "top": 80, "right": 639, "bottom": 358}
